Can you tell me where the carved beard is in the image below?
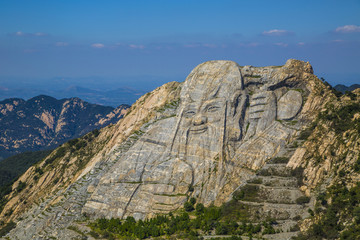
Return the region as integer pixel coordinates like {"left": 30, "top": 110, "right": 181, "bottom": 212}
{"left": 184, "top": 124, "right": 223, "bottom": 163}
{"left": 170, "top": 119, "right": 225, "bottom": 191}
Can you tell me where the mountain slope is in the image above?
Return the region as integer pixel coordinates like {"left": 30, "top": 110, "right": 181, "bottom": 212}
{"left": 2, "top": 59, "right": 358, "bottom": 239}
{"left": 0, "top": 95, "right": 129, "bottom": 160}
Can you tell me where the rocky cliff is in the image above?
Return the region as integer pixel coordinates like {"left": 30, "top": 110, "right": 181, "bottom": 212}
{"left": 0, "top": 59, "right": 348, "bottom": 239}
{"left": 0, "top": 95, "right": 129, "bottom": 160}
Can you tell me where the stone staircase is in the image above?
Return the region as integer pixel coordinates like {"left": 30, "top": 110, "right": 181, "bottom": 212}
{"left": 234, "top": 158, "right": 311, "bottom": 239}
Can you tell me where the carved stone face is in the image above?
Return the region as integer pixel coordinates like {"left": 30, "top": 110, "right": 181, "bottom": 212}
{"left": 182, "top": 97, "right": 225, "bottom": 135}
{"left": 173, "top": 61, "right": 246, "bottom": 164}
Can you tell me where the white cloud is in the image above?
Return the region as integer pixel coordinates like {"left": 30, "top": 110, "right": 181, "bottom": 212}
{"left": 335, "top": 25, "right": 360, "bottom": 33}
{"left": 91, "top": 43, "right": 105, "bottom": 48}
{"left": 34, "top": 32, "right": 47, "bottom": 36}
{"left": 262, "top": 29, "right": 293, "bottom": 36}
{"left": 238, "top": 42, "right": 259, "bottom": 47}
{"left": 15, "top": 31, "right": 25, "bottom": 36}
{"left": 297, "top": 42, "right": 305, "bottom": 46}
{"left": 55, "top": 42, "right": 68, "bottom": 47}
{"left": 183, "top": 43, "right": 218, "bottom": 48}
{"left": 129, "top": 44, "right": 145, "bottom": 49}
{"left": 274, "top": 42, "right": 288, "bottom": 47}
{"left": 12, "top": 31, "right": 47, "bottom": 37}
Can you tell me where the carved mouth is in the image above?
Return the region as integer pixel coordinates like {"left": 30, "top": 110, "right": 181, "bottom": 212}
{"left": 190, "top": 126, "right": 208, "bottom": 134}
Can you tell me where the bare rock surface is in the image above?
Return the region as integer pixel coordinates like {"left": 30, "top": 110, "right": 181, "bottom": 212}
{"left": 3, "top": 59, "right": 324, "bottom": 239}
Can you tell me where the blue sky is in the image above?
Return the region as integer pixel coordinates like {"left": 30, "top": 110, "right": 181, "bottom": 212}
{"left": 0, "top": 0, "right": 359, "bottom": 91}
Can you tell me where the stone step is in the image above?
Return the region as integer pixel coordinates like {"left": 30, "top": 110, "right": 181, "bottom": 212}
{"left": 262, "top": 231, "right": 300, "bottom": 240}
{"left": 238, "top": 201, "right": 308, "bottom": 221}
{"left": 256, "top": 164, "right": 297, "bottom": 177}
{"left": 237, "top": 184, "right": 304, "bottom": 204}
{"left": 250, "top": 176, "right": 299, "bottom": 188}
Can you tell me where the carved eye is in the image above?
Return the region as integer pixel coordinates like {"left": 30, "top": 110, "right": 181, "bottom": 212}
{"left": 184, "top": 110, "right": 196, "bottom": 117}
{"left": 207, "top": 106, "right": 220, "bottom": 112}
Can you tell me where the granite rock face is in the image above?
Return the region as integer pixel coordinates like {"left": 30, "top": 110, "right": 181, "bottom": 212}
{"left": 82, "top": 60, "right": 313, "bottom": 219}
{"left": 4, "top": 59, "right": 322, "bottom": 238}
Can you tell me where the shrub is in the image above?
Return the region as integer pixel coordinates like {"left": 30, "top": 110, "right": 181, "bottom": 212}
{"left": 184, "top": 201, "right": 194, "bottom": 212}
{"left": 296, "top": 196, "right": 310, "bottom": 205}
{"left": 0, "top": 221, "right": 16, "bottom": 237}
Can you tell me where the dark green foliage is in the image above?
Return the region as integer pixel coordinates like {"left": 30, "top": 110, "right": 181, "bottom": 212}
{"left": 90, "top": 199, "right": 277, "bottom": 239}
{"left": 0, "top": 184, "right": 12, "bottom": 213}
{"left": 233, "top": 185, "right": 259, "bottom": 202}
{"left": 318, "top": 103, "right": 360, "bottom": 134}
{"left": 295, "top": 196, "right": 310, "bottom": 205}
{"left": 16, "top": 181, "right": 26, "bottom": 193}
{"left": 184, "top": 201, "right": 195, "bottom": 212}
{"left": 298, "top": 122, "right": 317, "bottom": 140}
{"left": 45, "top": 147, "right": 66, "bottom": 165}
{"left": 0, "top": 221, "right": 16, "bottom": 237}
{"left": 291, "top": 167, "right": 304, "bottom": 186}
{"left": 354, "top": 155, "right": 360, "bottom": 172}
{"left": 189, "top": 197, "right": 196, "bottom": 205}
{"left": 295, "top": 183, "right": 360, "bottom": 240}
{"left": 271, "top": 157, "right": 289, "bottom": 164}
{"left": 195, "top": 203, "right": 205, "bottom": 214}
{"left": 0, "top": 149, "right": 52, "bottom": 187}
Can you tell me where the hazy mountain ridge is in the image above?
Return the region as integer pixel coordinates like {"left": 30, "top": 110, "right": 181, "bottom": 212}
{"left": 0, "top": 60, "right": 359, "bottom": 239}
{"left": 333, "top": 83, "right": 360, "bottom": 93}
{"left": 0, "top": 85, "right": 145, "bottom": 107}
{"left": 0, "top": 95, "right": 129, "bottom": 160}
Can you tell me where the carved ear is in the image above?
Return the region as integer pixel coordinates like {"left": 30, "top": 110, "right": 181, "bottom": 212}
{"left": 227, "top": 91, "right": 248, "bottom": 141}
{"left": 277, "top": 90, "right": 303, "bottom": 120}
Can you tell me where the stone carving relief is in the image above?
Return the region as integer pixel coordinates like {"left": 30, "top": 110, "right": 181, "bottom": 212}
{"left": 83, "top": 60, "right": 305, "bottom": 219}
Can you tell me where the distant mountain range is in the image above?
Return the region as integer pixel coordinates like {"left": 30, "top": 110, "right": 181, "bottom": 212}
{"left": 333, "top": 84, "right": 360, "bottom": 93}
{"left": 0, "top": 86, "right": 145, "bottom": 107}
{"left": 0, "top": 95, "right": 129, "bottom": 160}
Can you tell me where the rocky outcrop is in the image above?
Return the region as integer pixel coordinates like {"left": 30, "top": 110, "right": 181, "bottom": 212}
{"left": 1, "top": 59, "right": 327, "bottom": 239}
{"left": 0, "top": 95, "right": 129, "bottom": 160}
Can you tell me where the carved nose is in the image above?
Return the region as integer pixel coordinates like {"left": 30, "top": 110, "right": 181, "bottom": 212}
{"left": 193, "top": 115, "right": 207, "bottom": 125}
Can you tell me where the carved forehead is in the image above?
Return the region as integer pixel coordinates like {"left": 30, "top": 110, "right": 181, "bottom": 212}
{"left": 181, "top": 61, "right": 244, "bottom": 102}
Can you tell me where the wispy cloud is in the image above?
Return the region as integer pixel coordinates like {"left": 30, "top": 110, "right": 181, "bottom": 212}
{"left": 238, "top": 42, "right": 260, "bottom": 47}
{"left": 129, "top": 44, "right": 145, "bottom": 49}
{"left": 262, "top": 29, "right": 294, "bottom": 36}
{"left": 91, "top": 43, "right": 105, "bottom": 48}
{"left": 297, "top": 42, "right": 305, "bottom": 46}
{"left": 274, "top": 42, "right": 288, "bottom": 47}
{"left": 183, "top": 43, "right": 219, "bottom": 48}
{"left": 55, "top": 42, "right": 68, "bottom": 47}
{"left": 10, "top": 31, "right": 48, "bottom": 37}
{"left": 335, "top": 25, "right": 360, "bottom": 33}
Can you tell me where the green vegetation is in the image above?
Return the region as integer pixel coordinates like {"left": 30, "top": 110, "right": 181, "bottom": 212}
{"left": 233, "top": 185, "right": 260, "bottom": 202}
{"left": 156, "top": 98, "right": 180, "bottom": 113}
{"left": 295, "top": 196, "right": 310, "bottom": 205}
{"left": 318, "top": 102, "right": 360, "bottom": 134}
{"left": 0, "top": 221, "right": 16, "bottom": 237}
{"left": 90, "top": 199, "right": 278, "bottom": 239}
{"left": 298, "top": 122, "right": 317, "bottom": 140}
{"left": 0, "top": 149, "right": 52, "bottom": 213}
{"left": 294, "top": 183, "right": 360, "bottom": 240}
{"left": 270, "top": 157, "right": 289, "bottom": 164}
{"left": 0, "top": 149, "right": 52, "bottom": 187}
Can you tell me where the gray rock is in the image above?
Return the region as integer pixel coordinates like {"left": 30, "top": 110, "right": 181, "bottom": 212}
{"left": 6, "top": 59, "right": 314, "bottom": 239}
{"left": 277, "top": 90, "right": 303, "bottom": 120}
